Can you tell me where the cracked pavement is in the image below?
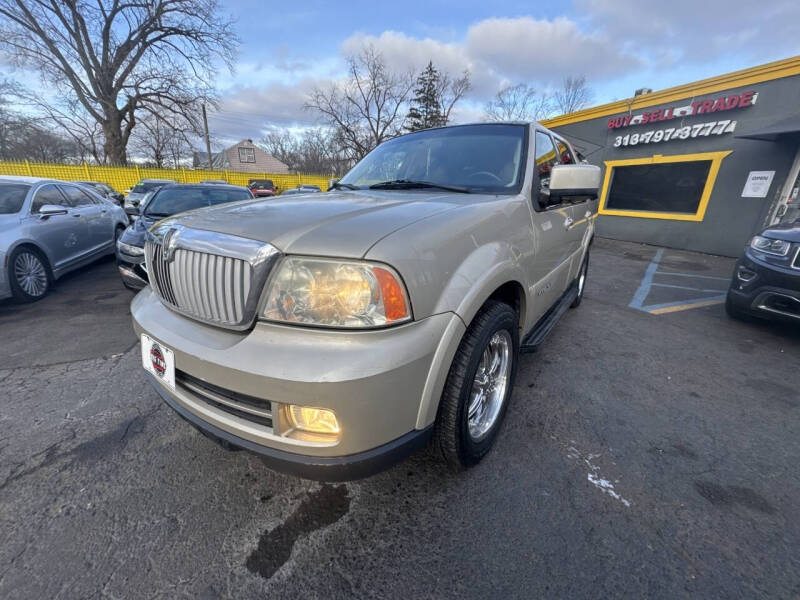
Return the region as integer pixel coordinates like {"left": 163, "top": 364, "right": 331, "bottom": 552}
{"left": 1, "top": 241, "right": 799, "bottom": 599}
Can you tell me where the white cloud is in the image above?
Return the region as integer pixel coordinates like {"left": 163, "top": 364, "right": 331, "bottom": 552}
{"left": 465, "top": 17, "right": 641, "bottom": 82}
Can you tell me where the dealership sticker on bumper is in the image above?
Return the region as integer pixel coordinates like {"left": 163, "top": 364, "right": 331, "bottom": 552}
{"left": 141, "top": 334, "right": 175, "bottom": 390}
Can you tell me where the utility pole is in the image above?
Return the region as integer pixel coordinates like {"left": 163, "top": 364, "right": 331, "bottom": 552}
{"left": 202, "top": 103, "right": 213, "bottom": 169}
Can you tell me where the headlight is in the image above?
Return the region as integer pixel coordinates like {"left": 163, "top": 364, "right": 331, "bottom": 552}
{"left": 262, "top": 257, "right": 411, "bottom": 328}
{"left": 116, "top": 239, "right": 144, "bottom": 256}
{"left": 750, "top": 235, "right": 790, "bottom": 256}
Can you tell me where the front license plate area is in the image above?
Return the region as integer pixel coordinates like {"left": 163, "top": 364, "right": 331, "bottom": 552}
{"left": 141, "top": 333, "right": 175, "bottom": 390}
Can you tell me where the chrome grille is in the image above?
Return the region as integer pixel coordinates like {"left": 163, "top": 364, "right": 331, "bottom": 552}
{"left": 144, "top": 225, "right": 279, "bottom": 330}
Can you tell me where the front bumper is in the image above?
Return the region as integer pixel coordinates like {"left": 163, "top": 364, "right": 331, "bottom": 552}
{"left": 727, "top": 252, "right": 800, "bottom": 320}
{"left": 131, "top": 289, "right": 465, "bottom": 479}
{"left": 117, "top": 251, "right": 148, "bottom": 289}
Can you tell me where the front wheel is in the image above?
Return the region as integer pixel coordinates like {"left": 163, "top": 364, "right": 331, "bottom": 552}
{"left": 9, "top": 247, "right": 50, "bottom": 302}
{"left": 433, "top": 300, "right": 519, "bottom": 469}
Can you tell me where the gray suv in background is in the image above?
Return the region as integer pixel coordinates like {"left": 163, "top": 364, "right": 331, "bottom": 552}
{"left": 132, "top": 122, "right": 600, "bottom": 480}
{"left": 0, "top": 176, "right": 129, "bottom": 302}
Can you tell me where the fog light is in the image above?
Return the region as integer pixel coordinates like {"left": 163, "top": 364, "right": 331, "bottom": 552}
{"left": 286, "top": 406, "right": 340, "bottom": 435}
{"left": 737, "top": 266, "right": 756, "bottom": 282}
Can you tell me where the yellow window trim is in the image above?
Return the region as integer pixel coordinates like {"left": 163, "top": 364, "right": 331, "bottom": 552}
{"left": 541, "top": 55, "right": 800, "bottom": 129}
{"left": 598, "top": 151, "right": 733, "bottom": 222}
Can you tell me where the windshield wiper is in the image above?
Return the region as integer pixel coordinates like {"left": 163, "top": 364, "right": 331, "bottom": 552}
{"left": 329, "top": 181, "right": 360, "bottom": 191}
{"left": 143, "top": 212, "right": 170, "bottom": 218}
{"left": 368, "top": 179, "right": 470, "bottom": 193}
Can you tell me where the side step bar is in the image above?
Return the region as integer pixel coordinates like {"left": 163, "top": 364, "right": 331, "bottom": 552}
{"left": 520, "top": 283, "right": 579, "bottom": 353}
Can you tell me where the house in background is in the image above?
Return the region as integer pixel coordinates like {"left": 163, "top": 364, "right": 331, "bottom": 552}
{"left": 193, "top": 139, "right": 290, "bottom": 173}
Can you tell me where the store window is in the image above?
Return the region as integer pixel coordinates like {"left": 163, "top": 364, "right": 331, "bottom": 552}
{"left": 606, "top": 161, "right": 711, "bottom": 214}
{"left": 599, "top": 151, "right": 731, "bottom": 222}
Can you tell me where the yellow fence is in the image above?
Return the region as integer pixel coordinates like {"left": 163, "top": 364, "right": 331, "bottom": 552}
{"left": 0, "top": 160, "right": 334, "bottom": 194}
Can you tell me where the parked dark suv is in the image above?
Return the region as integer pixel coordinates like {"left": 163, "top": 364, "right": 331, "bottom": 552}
{"left": 117, "top": 183, "right": 253, "bottom": 290}
{"left": 726, "top": 220, "right": 800, "bottom": 322}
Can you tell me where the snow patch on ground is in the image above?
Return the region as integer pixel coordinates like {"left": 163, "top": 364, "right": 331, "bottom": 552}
{"left": 568, "top": 446, "right": 632, "bottom": 508}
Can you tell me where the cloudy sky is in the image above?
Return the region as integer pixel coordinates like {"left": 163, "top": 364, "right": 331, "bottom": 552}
{"left": 206, "top": 0, "right": 800, "bottom": 145}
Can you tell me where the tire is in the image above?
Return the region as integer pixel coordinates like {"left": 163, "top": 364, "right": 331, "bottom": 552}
{"left": 570, "top": 249, "right": 589, "bottom": 308}
{"left": 9, "top": 246, "right": 51, "bottom": 302}
{"left": 433, "top": 300, "right": 519, "bottom": 469}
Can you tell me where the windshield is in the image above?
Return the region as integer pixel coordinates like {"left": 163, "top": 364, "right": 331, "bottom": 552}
{"left": 132, "top": 181, "right": 168, "bottom": 194}
{"left": 144, "top": 187, "right": 252, "bottom": 217}
{"left": 0, "top": 183, "right": 31, "bottom": 214}
{"left": 340, "top": 124, "right": 528, "bottom": 194}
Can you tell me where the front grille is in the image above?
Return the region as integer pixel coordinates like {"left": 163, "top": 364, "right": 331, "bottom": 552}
{"left": 176, "top": 370, "right": 273, "bottom": 428}
{"left": 144, "top": 225, "right": 279, "bottom": 330}
{"left": 792, "top": 247, "right": 800, "bottom": 270}
{"left": 146, "top": 240, "right": 252, "bottom": 326}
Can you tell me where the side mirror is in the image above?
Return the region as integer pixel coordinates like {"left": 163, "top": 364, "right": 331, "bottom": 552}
{"left": 38, "top": 204, "right": 68, "bottom": 217}
{"left": 545, "top": 164, "right": 601, "bottom": 207}
{"left": 125, "top": 205, "right": 140, "bottom": 217}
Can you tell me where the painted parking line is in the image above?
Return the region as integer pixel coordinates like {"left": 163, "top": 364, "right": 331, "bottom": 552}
{"left": 629, "top": 249, "right": 728, "bottom": 315}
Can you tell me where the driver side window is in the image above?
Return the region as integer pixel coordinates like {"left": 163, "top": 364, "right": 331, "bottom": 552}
{"left": 31, "top": 184, "right": 70, "bottom": 214}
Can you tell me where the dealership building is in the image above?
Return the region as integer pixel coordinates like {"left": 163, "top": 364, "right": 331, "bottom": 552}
{"left": 543, "top": 56, "right": 800, "bottom": 257}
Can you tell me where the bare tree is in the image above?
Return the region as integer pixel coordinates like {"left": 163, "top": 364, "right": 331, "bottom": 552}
{"left": 306, "top": 46, "right": 414, "bottom": 162}
{"left": 260, "top": 128, "right": 350, "bottom": 175}
{"left": 552, "top": 75, "right": 593, "bottom": 115}
{"left": 131, "top": 111, "right": 198, "bottom": 167}
{"left": 437, "top": 69, "right": 471, "bottom": 123}
{"left": 484, "top": 83, "right": 552, "bottom": 122}
{"left": 0, "top": 0, "right": 236, "bottom": 164}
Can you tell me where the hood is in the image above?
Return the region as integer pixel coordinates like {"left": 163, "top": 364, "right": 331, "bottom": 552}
{"left": 119, "top": 213, "right": 159, "bottom": 247}
{"left": 761, "top": 219, "right": 800, "bottom": 243}
{"left": 158, "top": 190, "right": 479, "bottom": 257}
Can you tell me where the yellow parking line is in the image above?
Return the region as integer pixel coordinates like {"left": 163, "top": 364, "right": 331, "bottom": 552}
{"left": 647, "top": 299, "right": 725, "bottom": 315}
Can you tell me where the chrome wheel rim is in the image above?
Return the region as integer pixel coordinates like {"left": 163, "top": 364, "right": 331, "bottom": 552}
{"left": 467, "top": 330, "right": 512, "bottom": 441}
{"left": 14, "top": 252, "right": 48, "bottom": 297}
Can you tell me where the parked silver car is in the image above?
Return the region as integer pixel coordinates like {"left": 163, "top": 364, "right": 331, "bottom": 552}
{"left": 0, "top": 176, "right": 129, "bottom": 302}
{"left": 132, "top": 122, "right": 600, "bottom": 480}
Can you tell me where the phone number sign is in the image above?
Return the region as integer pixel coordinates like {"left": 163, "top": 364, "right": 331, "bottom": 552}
{"left": 613, "top": 119, "right": 737, "bottom": 148}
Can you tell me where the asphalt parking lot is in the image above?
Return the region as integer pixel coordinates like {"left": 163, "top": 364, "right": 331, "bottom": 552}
{"left": 1, "top": 238, "right": 799, "bottom": 599}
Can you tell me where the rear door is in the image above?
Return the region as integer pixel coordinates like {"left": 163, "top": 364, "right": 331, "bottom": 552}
{"left": 60, "top": 184, "right": 114, "bottom": 253}
{"left": 525, "top": 130, "right": 575, "bottom": 321}
{"left": 26, "top": 184, "right": 89, "bottom": 269}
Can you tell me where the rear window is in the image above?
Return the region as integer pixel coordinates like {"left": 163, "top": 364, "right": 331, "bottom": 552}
{"left": 249, "top": 180, "right": 274, "bottom": 189}
{"left": 132, "top": 181, "right": 168, "bottom": 194}
{"left": 0, "top": 183, "right": 30, "bottom": 214}
{"left": 144, "top": 187, "right": 252, "bottom": 216}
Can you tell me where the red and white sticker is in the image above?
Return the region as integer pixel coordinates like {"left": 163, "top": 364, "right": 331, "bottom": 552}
{"left": 141, "top": 333, "right": 175, "bottom": 390}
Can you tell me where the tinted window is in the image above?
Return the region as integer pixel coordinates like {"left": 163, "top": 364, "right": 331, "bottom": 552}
{"left": 31, "top": 184, "right": 69, "bottom": 213}
{"left": 555, "top": 139, "right": 576, "bottom": 164}
{"left": 132, "top": 181, "right": 168, "bottom": 194}
{"left": 61, "top": 185, "right": 95, "bottom": 206}
{"left": 606, "top": 161, "right": 712, "bottom": 214}
{"left": 340, "top": 124, "right": 527, "bottom": 194}
{"left": 534, "top": 132, "right": 558, "bottom": 186}
{"left": 249, "top": 180, "right": 274, "bottom": 189}
{"left": 145, "top": 187, "right": 252, "bottom": 216}
{"left": 0, "top": 183, "right": 30, "bottom": 214}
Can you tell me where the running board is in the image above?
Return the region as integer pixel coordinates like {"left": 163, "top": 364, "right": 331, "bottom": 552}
{"left": 520, "top": 284, "right": 578, "bottom": 353}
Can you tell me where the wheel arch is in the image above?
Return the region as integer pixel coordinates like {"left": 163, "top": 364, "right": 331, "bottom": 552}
{"left": 7, "top": 240, "right": 54, "bottom": 279}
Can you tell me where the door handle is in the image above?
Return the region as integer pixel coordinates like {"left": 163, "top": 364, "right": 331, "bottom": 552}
{"left": 71, "top": 213, "right": 82, "bottom": 218}
{"left": 564, "top": 217, "right": 574, "bottom": 229}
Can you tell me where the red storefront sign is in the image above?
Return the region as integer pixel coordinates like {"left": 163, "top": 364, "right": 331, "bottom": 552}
{"left": 608, "top": 91, "right": 758, "bottom": 130}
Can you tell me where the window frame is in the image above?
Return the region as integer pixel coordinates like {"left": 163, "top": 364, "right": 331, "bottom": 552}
{"left": 238, "top": 147, "right": 256, "bottom": 163}
{"left": 598, "top": 151, "right": 732, "bottom": 222}
{"left": 59, "top": 184, "right": 97, "bottom": 207}
{"left": 30, "top": 183, "right": 71, "bottom": 214}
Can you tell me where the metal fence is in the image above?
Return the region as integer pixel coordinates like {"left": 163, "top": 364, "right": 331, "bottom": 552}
{"left": 0, "top": 160, "right": 334, "bottom": 194}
